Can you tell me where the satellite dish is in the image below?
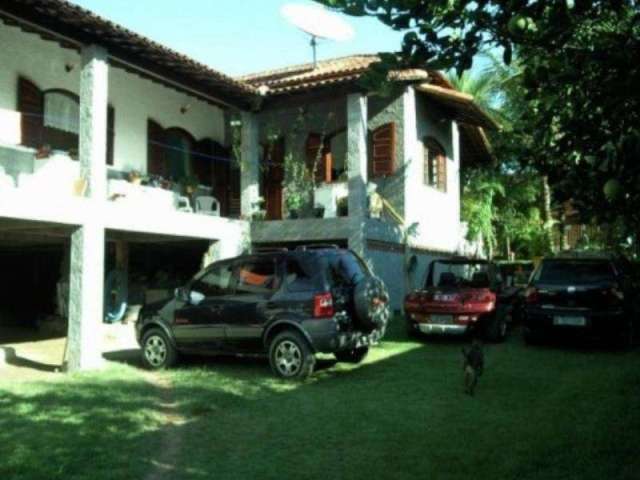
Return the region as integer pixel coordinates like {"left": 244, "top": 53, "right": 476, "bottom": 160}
{"left": 282, "top": 3, "right": 355, "bottom": 67}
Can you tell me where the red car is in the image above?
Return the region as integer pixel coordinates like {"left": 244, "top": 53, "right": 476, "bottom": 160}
{"left": 404, "top": 258, "right": 509, "bottom": 342}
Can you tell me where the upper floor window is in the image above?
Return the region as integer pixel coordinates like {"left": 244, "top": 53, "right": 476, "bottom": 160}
{"left": 43, "top": 90, "right": 80, "bottom": 152}
{"left": 423, "top": 137, "right": 447, "bottom": 192}
{"left": 17, "top": 76, "right": 115, "bottom": 164}
{"left": 370, "top": 123, "right": 396, "bottom": 178}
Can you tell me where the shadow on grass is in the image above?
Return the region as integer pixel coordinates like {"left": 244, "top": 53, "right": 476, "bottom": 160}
{"left": 4, "top": 323, "right": 640, "bottom": 480}
{"left": 1, "top": 345, "right": 61, "bottom": 372}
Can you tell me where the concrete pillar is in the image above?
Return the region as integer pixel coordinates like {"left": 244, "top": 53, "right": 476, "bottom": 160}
{"left": 79, "top": 45, "right": 109, "bottom": 200}
{"left": 346, "top": 93, "right": 368, "bottom": 255}
{"left": 451, "top": 120, "right": 461, "bottom": 242}
{"left": 240, "top": 111, "right": 260, "bottom": 219}
{"left": 67, "top": 44, "right": 108, "bottom": 372}
{"left": 402, "top": 86, "right": 419, "bottom": 224}
{"left": 67, "top": 221, "right": 105, "bottom": 371}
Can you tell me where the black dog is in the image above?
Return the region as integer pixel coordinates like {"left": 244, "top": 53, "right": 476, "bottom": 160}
{"left": 462, "top": 339, "right": 484, "bottom": 396}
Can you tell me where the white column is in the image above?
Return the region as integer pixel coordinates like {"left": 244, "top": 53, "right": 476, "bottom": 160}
{"left": 79, "top": 44, "right": 109, "bottom": 200}
{"left": 67, "top": 44, "right": 108, "bottom": 372}
{"left": 240, "top": 111, "right": 260, "bottom": 218}
{"left": 451, "top": 120, "right": 462, "bottom": 242}
{"left": 67, "top": 219, "right": 105, "bottom": 371}
{"left": 346, "top": 94, "right": 368, "bottom": 255}
{"left": 402, "top": 86, "right": 419, "bottom": 224}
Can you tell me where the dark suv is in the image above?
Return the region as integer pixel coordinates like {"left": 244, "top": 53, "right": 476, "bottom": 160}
{"left": 523, "top": 252, "right": 637, "bottom": 346}
{"left": 135, "top": 246, "right": 390, "bottom": 379}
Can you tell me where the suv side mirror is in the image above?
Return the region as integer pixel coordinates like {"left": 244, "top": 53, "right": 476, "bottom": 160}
{"left": 175, "top": 287, "right": 189, "bottom": 302}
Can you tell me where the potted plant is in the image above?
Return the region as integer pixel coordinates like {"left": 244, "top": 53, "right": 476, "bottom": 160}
{"left": 180, "top": 175, "right": 200, "bottom": 196}
{"left": 35, "top": 144, "right": 52, "bottom": 160}
{"left": 313, "top": 205, "right": 325, "bottom": 218}
{"left": 251, "top": 197, "right": 267, "bottom": 221}
{"left": 283, "top": 151, "right": 313, "bottom": 219}
{"left": 128, "top": 170, "right": 142, "bottom": 185}
{"left": 286, "top": 192, "right": 304, "bottom": 219}
{"left": 336, "top": 196, "right": 348, "bottom": 217}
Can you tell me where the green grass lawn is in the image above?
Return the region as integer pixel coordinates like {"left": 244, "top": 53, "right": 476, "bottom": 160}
{"left": 2, "top": 321, "right": 639, "bottom": 480}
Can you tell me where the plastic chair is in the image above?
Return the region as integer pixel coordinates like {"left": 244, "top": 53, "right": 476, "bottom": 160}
{"left": 175, "top": 195, "right": 193, "bottom": 213}
{"left": 195, "top": 195, "right": 220, "bottom": 216}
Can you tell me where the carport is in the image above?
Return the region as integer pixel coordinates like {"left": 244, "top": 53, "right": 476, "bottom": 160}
{"left": 0, "top": 209, "right": 248, "bottom": 373}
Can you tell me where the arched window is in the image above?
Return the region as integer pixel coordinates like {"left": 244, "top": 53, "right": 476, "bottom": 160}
{"left": 165, "top": 128, "right": 195, "bottom": 180}
{"left": 17, "top": 78, "right": 114, "bottom": 164}
{"left": 423, "top": 137, "right": 447, "bottom": 192}
{"left": 42, "top": 89, "right": 80, "bottom": 153}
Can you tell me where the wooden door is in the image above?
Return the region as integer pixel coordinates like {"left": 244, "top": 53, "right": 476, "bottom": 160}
{"left": 264, "top": 138, "right": 284, "bottom": 220}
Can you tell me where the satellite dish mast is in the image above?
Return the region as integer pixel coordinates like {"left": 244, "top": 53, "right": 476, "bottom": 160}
{"left": 281, "top": 3, "right": 355, "bottom": 68}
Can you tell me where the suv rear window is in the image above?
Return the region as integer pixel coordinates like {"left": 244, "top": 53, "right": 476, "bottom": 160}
{"left": 322, "top": 250, "right": 370, "bottom": 286}
{"left": 535, "top": 260, "right": 616, "bottom": 285}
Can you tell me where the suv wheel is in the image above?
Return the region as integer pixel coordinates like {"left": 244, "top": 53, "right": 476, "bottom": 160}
{"left": 141, "top": 328, "right": 177, "bottom": 370}
{"left": 269, "top": 331, "right": 315, "bottom": 380}
{"left": 334, "top": 346, "right": 369, "bottom": 364}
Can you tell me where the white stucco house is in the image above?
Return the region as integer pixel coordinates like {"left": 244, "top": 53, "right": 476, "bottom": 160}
{"left": 0, "top": 0, "right": 494, "bottom": 371}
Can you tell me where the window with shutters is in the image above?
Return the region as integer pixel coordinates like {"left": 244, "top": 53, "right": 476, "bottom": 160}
{"left": 147, "top": 120, "right": 196, "bottom": 181}
{"left": 305, "top": 132, "right": 347, "bottom": 183}
{"left": 370, "top": 123, "right": 396, "bottom": 178}
{"left": 42, "top": 90, "right": 80, "bottom": 154}
{"left": 423, "top": 137, "right": 447, "bottom": 192}
{"left": 17, "top": 77, "right": 115, "bottom": 164}
{"left": 147, "top": 118, "right": 234, "bottom": 204}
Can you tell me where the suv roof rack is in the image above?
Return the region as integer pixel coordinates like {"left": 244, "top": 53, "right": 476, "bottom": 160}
{"left": 295, "top": 244, "right": 340, "bottom": 251}
{"left": 254, "top": 247, "right": 289, "bottom": 253}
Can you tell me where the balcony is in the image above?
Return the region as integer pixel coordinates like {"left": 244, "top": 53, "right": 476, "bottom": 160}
{"left": 0, "top": 143, "right": 235, "bottom": 219}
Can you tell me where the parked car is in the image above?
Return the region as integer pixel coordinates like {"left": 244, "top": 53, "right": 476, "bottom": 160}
{"left": 404, "top": 257, "right": 510, "bottom": 342}
{"left": 136, "top": 246, "right": 390, "bottom": 379}
{"left": 523, "top": 251, "right": 637, "bottom": 347}
{"left": 497, "top": 260, "right": 535, "bottom": 323}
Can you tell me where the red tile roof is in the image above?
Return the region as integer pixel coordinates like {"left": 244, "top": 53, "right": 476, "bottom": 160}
{"left": 0, "top": 0, "right": 257, "bottom": 108}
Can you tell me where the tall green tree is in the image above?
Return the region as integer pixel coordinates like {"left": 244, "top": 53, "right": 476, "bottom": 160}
{"left": 318, "top": 0, "right": 640, "bottom": 253}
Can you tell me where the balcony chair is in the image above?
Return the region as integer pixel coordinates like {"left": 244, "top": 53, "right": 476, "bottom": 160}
{"left": 195, "top": 195, "right": 220, "bottom": 216}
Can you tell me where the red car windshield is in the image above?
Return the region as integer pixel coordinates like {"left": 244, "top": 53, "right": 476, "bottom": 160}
{"left": 427, "top": 261, "right": 492, "bottom": 288}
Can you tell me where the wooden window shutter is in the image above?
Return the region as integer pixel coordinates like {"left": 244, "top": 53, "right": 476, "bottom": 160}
{"left": 106, "top": 106, "right": 115, "bottom": 166}
{"left": 371, "top": 123, "right": 396, "bottom": 178}
{"left": 147, "top": 119, "right": 166, "bottom": 176}
{"left": 17, "top": 77, "right": 44, "bottom": 148}
{"left": 228, "top": 167, "right": 241, "bottom": 217}
{"left": 268, "top": 137, "right": 285, "bottom": 183}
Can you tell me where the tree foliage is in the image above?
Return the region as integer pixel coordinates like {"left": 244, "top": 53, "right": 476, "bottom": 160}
{"left": 318, "top": 0, "right": 640, "bottom": 252}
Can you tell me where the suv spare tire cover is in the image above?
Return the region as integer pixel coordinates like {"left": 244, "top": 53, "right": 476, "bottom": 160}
{"left": 353, "top": 276, "right": 390, "bottom": 333}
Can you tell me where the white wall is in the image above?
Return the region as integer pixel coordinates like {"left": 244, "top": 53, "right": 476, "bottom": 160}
{"left": 0, "top": 22, "right": 226, "bottom": 173}
{"left": 403, "top": 88, "right": 461, "bottom": 252}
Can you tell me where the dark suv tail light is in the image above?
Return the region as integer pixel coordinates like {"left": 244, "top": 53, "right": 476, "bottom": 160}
{"left": 313, "top": 292, "right": 334, "bottom": 318}
{"left": 524, "top": 287, "right": 539, "bottom": 304}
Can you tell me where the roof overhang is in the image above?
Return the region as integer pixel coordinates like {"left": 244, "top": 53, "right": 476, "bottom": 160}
{"left": 0, "top": 0, "right": 258, "bottom": 110}
{"left": 415, "top": 83, "right": 499, "bottom": 131}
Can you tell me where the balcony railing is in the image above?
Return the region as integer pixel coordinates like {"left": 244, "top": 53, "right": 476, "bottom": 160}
{"left": 0, "top": 143, "right": 228, "bottom": 218}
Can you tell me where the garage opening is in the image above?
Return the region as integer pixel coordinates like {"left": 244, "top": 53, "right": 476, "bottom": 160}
{"left": 0, "top": 221, "right": 214, "bottom": 371}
